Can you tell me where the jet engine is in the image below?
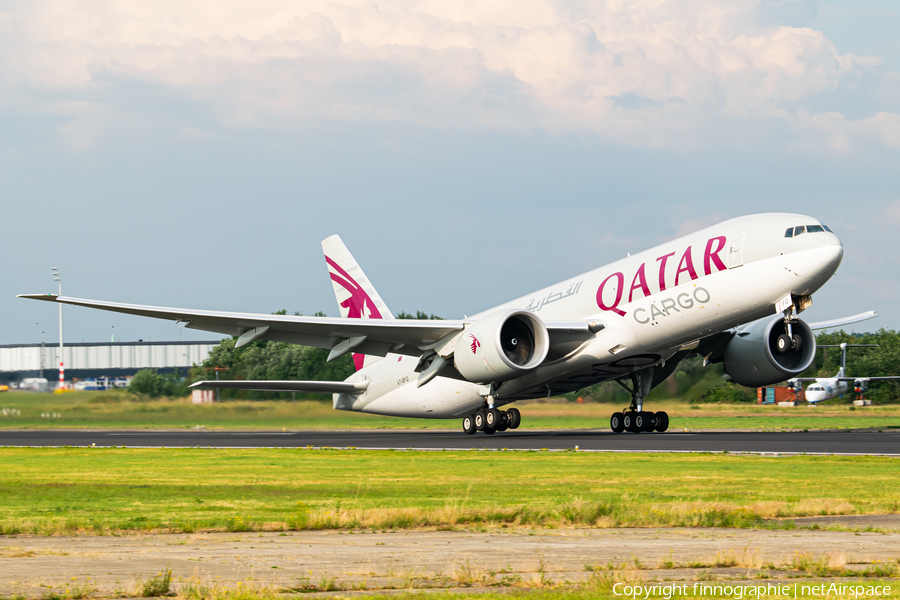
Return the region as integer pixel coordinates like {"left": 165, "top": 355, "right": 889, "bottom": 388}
{"left": 723, "top": 315, "right": 816, "bottom": 387}
{"left": 453, "top": 309, "right": 549, "bottom": 383}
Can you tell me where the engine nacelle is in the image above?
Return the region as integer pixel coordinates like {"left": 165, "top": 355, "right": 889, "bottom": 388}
{"left": 723, "top": 316, "right": 816, "bottom": 387}
{"left": 454, "top": 309, "right": 549, "bottom": 384}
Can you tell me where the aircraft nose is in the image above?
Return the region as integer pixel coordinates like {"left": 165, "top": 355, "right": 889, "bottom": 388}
{"left": 816, "top": 234, "right": 843, "bottom": 272}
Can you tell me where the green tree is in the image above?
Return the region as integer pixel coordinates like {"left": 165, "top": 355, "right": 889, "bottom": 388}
{"left": 397, "top": 311, "right": 443, "bottom": 320}
{"left": 129, "top": 369, "right": 164, "bottom": 397}
{"left": 697, "top": 381, "right": 756, "bottom": 403}
{"left": 128, "top": 369, "right": 188, "bottom": 398}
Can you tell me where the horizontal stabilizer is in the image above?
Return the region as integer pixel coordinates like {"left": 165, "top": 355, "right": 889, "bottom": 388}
{"left": 189, "top": 380, "right": 368, "bottom": 394}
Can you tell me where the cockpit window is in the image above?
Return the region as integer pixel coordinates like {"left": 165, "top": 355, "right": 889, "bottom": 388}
{"left": 786, "top": 224, "right": 832, "bottom": 238}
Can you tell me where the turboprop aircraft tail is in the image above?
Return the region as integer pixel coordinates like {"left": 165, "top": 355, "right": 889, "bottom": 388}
{"left": 321, "top": 235, "right": 394, "bottom": 371}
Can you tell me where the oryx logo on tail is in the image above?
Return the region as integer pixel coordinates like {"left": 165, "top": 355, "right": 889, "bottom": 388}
{"left": 325, "top": 256, "right": 383, "bottom": 320}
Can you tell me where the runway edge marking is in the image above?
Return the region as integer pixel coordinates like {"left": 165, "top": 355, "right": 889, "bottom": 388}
{"left": 1, "top": 445, "right": 899, "bottom": 457}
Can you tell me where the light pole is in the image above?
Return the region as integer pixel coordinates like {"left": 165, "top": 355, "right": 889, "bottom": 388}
{"left": 52, "top": 267, "right": 64, "bottom": 390}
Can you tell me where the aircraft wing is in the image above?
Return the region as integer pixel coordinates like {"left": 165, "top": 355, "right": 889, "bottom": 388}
{"left": 807, "top": 311, "right": 878, "bottom": 330}
{"left": 190, "top": 380, "right": 368, "bottom": 394}
{"left": 18, "top": 294, "right": 596, "bottom": 359}
{"left": 18, "top": 294, "right": 465, "bottom": 357}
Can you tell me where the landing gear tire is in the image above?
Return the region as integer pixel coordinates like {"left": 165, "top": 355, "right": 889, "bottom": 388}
{"left": 610, "top": 412, "right": 625, "bottom": 433}
{"left": 507, "top": 408, "right": 521, "bottom": 429}
{"left": 792, "top": 334, "right": 803, "bottom": 351}
{"left": 474, "top": 410, "right": 486, "bottom": 432}
{"left": 776, "top": 334, "right": 792, "bottom": 354}
{"left": 497, "top": 411, "right": 509, "bottom": 432}
{"left": 623, "top": 412, "right": 636, "bottom": 433}
{"left": 485, "top": 408, "right": 502, "bottom": 430}
{"left": 462, "top": 415, "right": 477, "bottom": 435}
{"left": 634, "top": 412, "right": 649, "bottom": 433}
{"left": 654, "top": 411, "right": 669, "bottom": 433}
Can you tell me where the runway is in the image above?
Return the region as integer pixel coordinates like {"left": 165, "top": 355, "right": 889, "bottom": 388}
{"left": 2, "top": 429, "right": 899, "bottom": 454}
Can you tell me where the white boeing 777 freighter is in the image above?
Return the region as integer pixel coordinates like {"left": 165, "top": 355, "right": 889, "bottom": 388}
{"left": 20, "top": 213, "right": 874, "bottom": 434}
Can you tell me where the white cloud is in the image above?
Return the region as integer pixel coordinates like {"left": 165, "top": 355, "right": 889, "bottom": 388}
{"left": 1, "top": 0, "right": 898, "bottom": 152}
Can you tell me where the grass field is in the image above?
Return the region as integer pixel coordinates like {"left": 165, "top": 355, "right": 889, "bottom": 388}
{"left": 137, "top": 579, "right": 900, "bottom": 600}
{"left": 0, "top": 448, "right": 898, "bottom": 535}
{"left": 160, "top": 582, "right": 900, "bottom": 600}
{"left": 9, "top": 573, "right": 900, "bottom": 600}
{"left": 1, "top": 391, "right": 899, "bottom": 431}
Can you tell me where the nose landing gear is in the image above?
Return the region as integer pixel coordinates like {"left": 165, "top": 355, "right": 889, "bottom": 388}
{"left": 610, "top": 371, "right": 668, "bottom": 433}
{"left": 777, "top": 299, "right": 806, "bottom": 354}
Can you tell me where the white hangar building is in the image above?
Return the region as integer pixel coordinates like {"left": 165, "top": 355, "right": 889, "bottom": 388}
{"left": 0, "top": 340, "right": 222, "bottom": 381}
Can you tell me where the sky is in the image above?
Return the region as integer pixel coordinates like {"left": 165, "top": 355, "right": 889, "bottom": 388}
{"left": 1, "top": 0, "right": 899, "bottom": 345}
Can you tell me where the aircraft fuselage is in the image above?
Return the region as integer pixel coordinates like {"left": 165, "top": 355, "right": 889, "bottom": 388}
{"left": 804, "top": 378, "right": 850, "bottom": 403}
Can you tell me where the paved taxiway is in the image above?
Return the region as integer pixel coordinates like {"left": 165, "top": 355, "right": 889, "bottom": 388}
{"left": 2, "top": 429, "right": 898, "bottom": 454}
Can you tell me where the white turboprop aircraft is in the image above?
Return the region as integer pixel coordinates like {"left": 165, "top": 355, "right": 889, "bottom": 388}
{"left": 20, "top": 213, "right": 874, "bottom": 434}
{"left": 789, "top": 342, "right": 900, "bottom": 404}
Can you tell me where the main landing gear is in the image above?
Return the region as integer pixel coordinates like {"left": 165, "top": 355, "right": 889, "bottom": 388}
{"left": 462, "top": 407, "right": 521, "bottom": 435}
{"left": 610, "top": 371, "right": 668, "bottom": 433}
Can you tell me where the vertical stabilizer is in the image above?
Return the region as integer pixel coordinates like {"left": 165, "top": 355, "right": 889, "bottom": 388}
{"left": 321, "top": 235, "right": 394, "bottom": 371}
{"left": 838, "top": 342, "right": 847, "bottom": 377}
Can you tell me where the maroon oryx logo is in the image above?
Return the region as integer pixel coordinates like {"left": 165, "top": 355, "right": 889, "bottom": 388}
{"left": 325, "top": 255, "right": 383, "bottom": 371}
{"left": 325, "top": 256, "right": 383, "bottom": 320}
{"left": 469, "top": 334, "right": 481, "bottom": 354}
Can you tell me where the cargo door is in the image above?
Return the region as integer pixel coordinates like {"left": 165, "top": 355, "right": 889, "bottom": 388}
{"left": 727, "top": 232, "right": 746, "bottom": 268}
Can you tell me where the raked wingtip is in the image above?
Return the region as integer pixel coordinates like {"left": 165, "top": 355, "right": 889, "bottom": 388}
{"left": 16, "top": 293, "right": 59, "bottom": 301}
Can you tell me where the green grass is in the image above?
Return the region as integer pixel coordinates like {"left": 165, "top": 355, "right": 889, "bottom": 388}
{"left": 1, "top": 390, "right": 899, "bottom": 430}
{"left": 0, "top": 448, "right": 898, "bottom": 535}
{"left": 169, "top": 576, "right": 900, "bottom": 600}
{"left": 171, "top": 580, "right": 900, "bottom": 600}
